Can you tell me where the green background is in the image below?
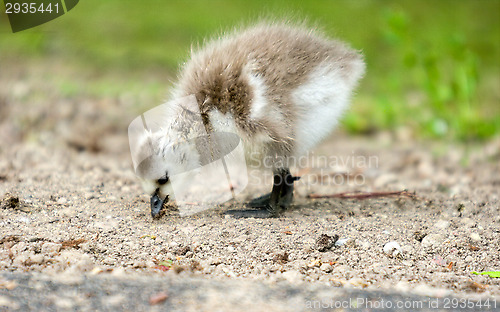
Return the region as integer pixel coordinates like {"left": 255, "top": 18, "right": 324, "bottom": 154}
{"left": 1, "top": 0, "right": 499, "bottom": 141}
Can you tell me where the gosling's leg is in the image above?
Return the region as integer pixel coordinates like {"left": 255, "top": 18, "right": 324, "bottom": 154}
{"left": 265, "top": 168, "right": 298, "bottom": 217}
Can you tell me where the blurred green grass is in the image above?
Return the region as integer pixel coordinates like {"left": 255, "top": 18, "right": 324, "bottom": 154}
{"left": 1, "top": 0, "right": 499, "bottom": 141}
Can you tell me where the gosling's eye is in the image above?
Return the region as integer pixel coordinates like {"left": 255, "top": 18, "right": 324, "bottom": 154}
{"left": 157, "top": 177, "right": 169, "bottom": 185}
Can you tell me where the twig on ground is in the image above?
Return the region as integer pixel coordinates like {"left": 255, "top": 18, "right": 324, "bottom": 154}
{"left": 61, "top": 238, "right": 87, "bottom": 249}
{"left": 307, "top": 190, "right": 418, "bottom": 200}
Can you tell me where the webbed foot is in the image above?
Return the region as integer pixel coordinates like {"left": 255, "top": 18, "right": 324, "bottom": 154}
{"left": 237, "top": 168, "right": 299, "bottom": 218}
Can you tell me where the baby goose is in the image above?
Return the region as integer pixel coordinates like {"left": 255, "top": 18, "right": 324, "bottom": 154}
{"left": 132, "top": 22, "right": 365, "bottom": 218}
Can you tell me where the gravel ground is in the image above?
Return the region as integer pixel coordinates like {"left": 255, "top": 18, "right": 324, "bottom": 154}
{"left": 2, "top": 271, "right": 499, "bottom": 311}
{"left": 1, "top": 64, "right": 499, "bottom": 310}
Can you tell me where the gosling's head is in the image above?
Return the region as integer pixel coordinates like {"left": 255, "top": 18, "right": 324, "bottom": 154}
{"left": 134, "top": 131, "right": 200, "bottom": 218}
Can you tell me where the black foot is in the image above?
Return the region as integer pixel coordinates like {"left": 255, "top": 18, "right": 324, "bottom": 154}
{"left": 246, "top": 195, "right": 290, "bottom": 216}
{"left": 247, "top": 193, "right": 271, "bottom": 209}
{"left": 243, "top": 168, "right": 300, "bottom": 217}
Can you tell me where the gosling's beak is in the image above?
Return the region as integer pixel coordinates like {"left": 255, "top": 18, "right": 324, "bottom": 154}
{"left": 151, "top": 189, "right": 168, "bottom": 218}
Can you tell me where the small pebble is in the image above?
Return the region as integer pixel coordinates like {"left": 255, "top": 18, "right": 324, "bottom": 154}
{"left": 316, "top": 234, "right": 339, "bottom": 252}
{"left": 149, "top": 292, "right": 168, "bottom": 305}
{"left": 421, "top": 233, "right": 445, "bottom": 248}
{"left": 320, "top": 263, "right": 333, "bottom": 273}
{"left": 434, "top": 220, "right": 450, "bottom": 229}
{"left": 132, "top": 260, "right": 146, "bottom": 268}
{"left": 470, "top": 233, "right": 481, "bottom": 242}
{"left": 347, "top": 278, "right": 368, "bottom": 288}
{"left": 356, "top": 240, "right": 370, "bottom": 249}
{"left": 10, "top": 242, "right": 28, "bottom": 255}
{"left": 29, "top": 254, "right": 45, "bottom": 265}
{"left": 335, "top": 238, "right": 349, "bottom": 246}
{"left": 383, "top": 241, "right": 402, "bottom": 257}
{"left": 12, "top": 252, "right": 30, "bottom": 267}
{"left": 57, "top": 197, "right": 67, "bottom": 204}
